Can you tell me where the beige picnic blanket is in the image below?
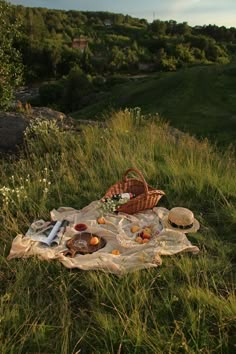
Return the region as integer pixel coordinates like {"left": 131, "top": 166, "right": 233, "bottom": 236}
{"left": 8, "top": 201, "right": 200, "bottom": 275}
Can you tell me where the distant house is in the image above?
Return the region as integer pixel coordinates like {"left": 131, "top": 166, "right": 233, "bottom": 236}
{"left": 104, "top": 19, "right": 112, "bottom": 27}
{"left": 72, "top": 37, "right": 88, "bottom": 52}
{"left": 194, "top": 25, "right": 202, "bottom": 30}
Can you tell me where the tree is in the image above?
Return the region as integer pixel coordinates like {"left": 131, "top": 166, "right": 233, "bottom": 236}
{"left": 110, "top": 46, "right": 126, "bottom": 71}
{"left": 44, "top": 42, "right": 62, "bottom": 77}
{"left": 176, "top": 22, "right": 191, "bottom": 36}
{"left": 0, "top": 0, "right": 23, "bottom": 110}
{"left": 57, "top": 46, "right": 82, "bottom": 76}
{"left": 150, "top": 20, "right": 167, "bottom": 35}
{"left": 175, "top": 44, "right": 194, "bottom": 63}
{"left": 62, "top": 66, "right": 93, "bottom": 111}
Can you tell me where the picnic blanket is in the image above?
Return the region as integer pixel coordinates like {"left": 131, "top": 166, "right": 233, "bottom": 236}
{"left": 8, "top": 201, "right": 200, "bottom": 275}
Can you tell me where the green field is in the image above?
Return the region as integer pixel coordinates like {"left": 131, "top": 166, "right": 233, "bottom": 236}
{"left": 0, "top": 110, "right": 235, "bottom": 353}
{"left": 72, "top": 62, "right": 236, "bottom": 147}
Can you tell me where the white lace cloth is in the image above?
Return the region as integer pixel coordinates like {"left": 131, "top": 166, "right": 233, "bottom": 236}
{"left": 7, "top": 201, "right": 200, "bottom": 275}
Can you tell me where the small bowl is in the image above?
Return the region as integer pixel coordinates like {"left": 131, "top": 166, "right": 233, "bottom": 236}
{"left": 63, "top": 232, "right": 106, "bottom": 257}
{"left": 73, "top": 223, "right": 88, "bottom": 232}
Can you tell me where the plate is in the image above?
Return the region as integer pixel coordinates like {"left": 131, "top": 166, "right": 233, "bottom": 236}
{"left": 63, "top": 232, "right": 106, "bottom": 257}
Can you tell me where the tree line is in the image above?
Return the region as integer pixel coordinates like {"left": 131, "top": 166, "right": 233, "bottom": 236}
{"left": 1, "top": 0, "right": 236, "bottom": 111}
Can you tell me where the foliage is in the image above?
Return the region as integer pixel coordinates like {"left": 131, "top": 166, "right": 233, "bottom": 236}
{"left": 38, "top": 68, "right": 106, "bottom": 112}
{"left": 0, "top": 0, "right": 23, "bottom": 110}
{"left": 9, "top": 4, "right": 235, "bottom": 82}
{"left": 62, "top": 66, "right": 94, "bottom": 111}
{"left": 160, "top": 56, "right": 178, "bottom": 71}
{"left": 39, "top": 80, "right": 65, "bottom": 107}
{"left": 0, "top": 109, "right": 235, "bottom": 353}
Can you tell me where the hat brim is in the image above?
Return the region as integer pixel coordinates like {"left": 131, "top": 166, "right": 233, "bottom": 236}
{"left": 161, "top": 214, "right": 200, "bottom": 233}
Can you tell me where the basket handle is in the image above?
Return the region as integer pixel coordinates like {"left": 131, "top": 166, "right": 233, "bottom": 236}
{"left": 123, "top": 168, "right": 149, "bottom": 195}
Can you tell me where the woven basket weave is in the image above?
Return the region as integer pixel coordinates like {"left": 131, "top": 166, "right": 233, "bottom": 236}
{"left": 103, "top": 168, "right": 165, "bottom": 214}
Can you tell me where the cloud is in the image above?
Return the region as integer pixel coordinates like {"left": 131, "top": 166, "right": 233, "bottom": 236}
{"left": 148, "top": 0, "right": 236, "bottom": 26}
{"left": 178, "top": 0, "right": 236, "bottom": 26}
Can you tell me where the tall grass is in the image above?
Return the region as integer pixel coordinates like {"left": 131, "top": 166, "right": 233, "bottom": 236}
{"left": 0, "top": 109, "right": 235, "bottom": 353}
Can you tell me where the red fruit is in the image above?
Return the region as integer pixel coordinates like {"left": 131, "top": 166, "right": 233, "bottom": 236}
{"left": 97, "top": 217, "right": 106, "bottom": 224}
{"left": 90, "top": 236, "right": 100, "bottom": 245}
{"left": 135, "top": 236, "right": 143, "bottom": 244}
{"left": 142, "top": 232, "right": 151, "bottom": 240}
{"left": 111, "top": 249, "right": 120, "bottom": 255}
{"left": 138, "top": 231, "right": 151, "bottom": 240}
{"left": 74, "top": 223, "right": 87, "bottom": 231}
{"left": 139, "top": 231, "right": 144, "bottom": 238}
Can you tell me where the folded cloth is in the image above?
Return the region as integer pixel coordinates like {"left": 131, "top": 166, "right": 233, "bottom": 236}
{"left": 7, "top": 201, "right": 199, "bottom": 275}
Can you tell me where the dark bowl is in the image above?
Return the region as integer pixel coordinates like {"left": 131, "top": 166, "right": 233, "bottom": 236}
{"left": 63, "top": 232, "right": 106, "bottom": 257}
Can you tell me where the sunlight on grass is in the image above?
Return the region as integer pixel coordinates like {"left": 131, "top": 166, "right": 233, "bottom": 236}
{"left": 0, "top": 109, "right": 235, "bottom": 353}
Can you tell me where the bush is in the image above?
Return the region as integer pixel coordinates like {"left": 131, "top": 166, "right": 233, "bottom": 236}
{"left": 0, "top": 0, "right": 23, "bottom": 110}
{"left": 62, "top": 66, "right": 94, "bottom": 111}
{"left": 39, "top": 81, "right": 64, "bottom": 106}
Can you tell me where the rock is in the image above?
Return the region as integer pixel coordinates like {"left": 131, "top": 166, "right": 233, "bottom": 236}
{"left": 31, "top": 107, "right": 67, "bottom": 121}
{"left": 0, "top": 106, "right": 106, "bottom": 154}
{"left": 0, "top": 111, "right": 27, "bottom": 153}
{"left": 0, "top": 107, "right": 76, "bottom": 154}
{"left": 30, "top": 107, "right": 75, "bottom": 129}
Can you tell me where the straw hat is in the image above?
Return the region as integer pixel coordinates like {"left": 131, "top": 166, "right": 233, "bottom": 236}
{"left": 161, "top": 207, "right": 200, "bottom": 233}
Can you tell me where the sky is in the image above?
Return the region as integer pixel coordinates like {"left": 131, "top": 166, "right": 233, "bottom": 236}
{"left": 9, "top": 0, "right": 236, "bottom": 28}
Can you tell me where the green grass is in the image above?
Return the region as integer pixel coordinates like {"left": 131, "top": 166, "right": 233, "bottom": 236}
{"left": 72, "top": 62, "right": 236, "bottom": 147}
{"left": 0, "top": 110, "right": 235, "bottom": 353}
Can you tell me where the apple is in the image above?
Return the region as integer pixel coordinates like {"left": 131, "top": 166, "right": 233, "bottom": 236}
{"left": 142, "top": 231, "right": 151, "bottom": 240}
{"left": 135, "top": 236, "right": 143, "bottom": 244}
{"left": 143, "top": 227, "right": 151, "bottom": 235}
{"left": 89, "top": 236, "right": 100, "bottom": 245}
{"left": 131, "top": 225, "right": 140, "bottom": 233}
{"left": 111, "top": 249, "right": 120, "bottom": 255}
{"left": 97, "top": 217, "right": 106, "bottom": 224}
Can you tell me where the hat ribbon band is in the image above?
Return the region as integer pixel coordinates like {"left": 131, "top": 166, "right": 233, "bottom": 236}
{"left": 168, "top": 219, "right": 194, "bottom": 230}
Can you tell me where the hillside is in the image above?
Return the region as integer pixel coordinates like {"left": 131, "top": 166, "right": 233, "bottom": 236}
{"left": 0, "top": 110, "right": 235, "bottom": 352}
{"left": 13, "top": 5, "right": 235, "bottom": 82}
{"left": 0, "top": 4, "right": 235, "bottom": 352}
{"left": 71, "top": 61, "right": 236, "bottom": 147}
{"left": 2, "top": 2, "right": 236, "bottom": 148}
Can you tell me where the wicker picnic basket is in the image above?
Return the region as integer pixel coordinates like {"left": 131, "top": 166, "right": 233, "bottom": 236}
{"left": 103, "top": 168, "right": 165, "bottom": 214}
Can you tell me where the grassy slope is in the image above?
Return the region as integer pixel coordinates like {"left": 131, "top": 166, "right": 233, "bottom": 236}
{"left": 72, "top": 62, "right": 236, "bottom": 146}
{"left": 0, "top": 111, "right": 235, "bottom": 353}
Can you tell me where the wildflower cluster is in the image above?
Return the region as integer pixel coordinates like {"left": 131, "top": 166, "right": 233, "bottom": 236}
{"left": 0, "top": 184, "right": 27, "bottom": 208}
{"left": 39, "top": 167, "right": 52, "bottom": 195}
{"left": 0, "top": 168, "right": 52, "bottom": 209}
{"left": 125, "top": 107, "right": 142, "bottom": 123}
{"left": 24, "top": 118, "right": 60, "bottom": 139}
{"left": 99, "top": 197, "right": 129, "bottom": 214}
{"left": 99, "top": 198, "right": 118, "bottom": 214}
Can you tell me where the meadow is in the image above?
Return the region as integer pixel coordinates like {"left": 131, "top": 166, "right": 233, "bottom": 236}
{"left": 0, "top": 109, "right": 235, "bottom": 353}
{"left": 72, "top": 61, "right": 236, "bottom": 148}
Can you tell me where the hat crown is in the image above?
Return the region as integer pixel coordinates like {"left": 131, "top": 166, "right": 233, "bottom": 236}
{"left": 168, "top": 207, "right": 194, "bottom": 226}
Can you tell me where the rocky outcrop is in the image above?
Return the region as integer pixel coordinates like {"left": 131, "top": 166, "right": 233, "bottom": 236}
{"left": 0, "top": 106, "right": 106, "bottom": 154}
{"left": 0, "top": 107, "right": 76, "bottom": 154}
{"left": 0, "top": 111, "right": 28, "bottom": 153}
{"left": 0, "top": 106, "right": 193, "bottom": 154}
{"left": 29, "top": 107, "right": 74, "bottom": 127}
